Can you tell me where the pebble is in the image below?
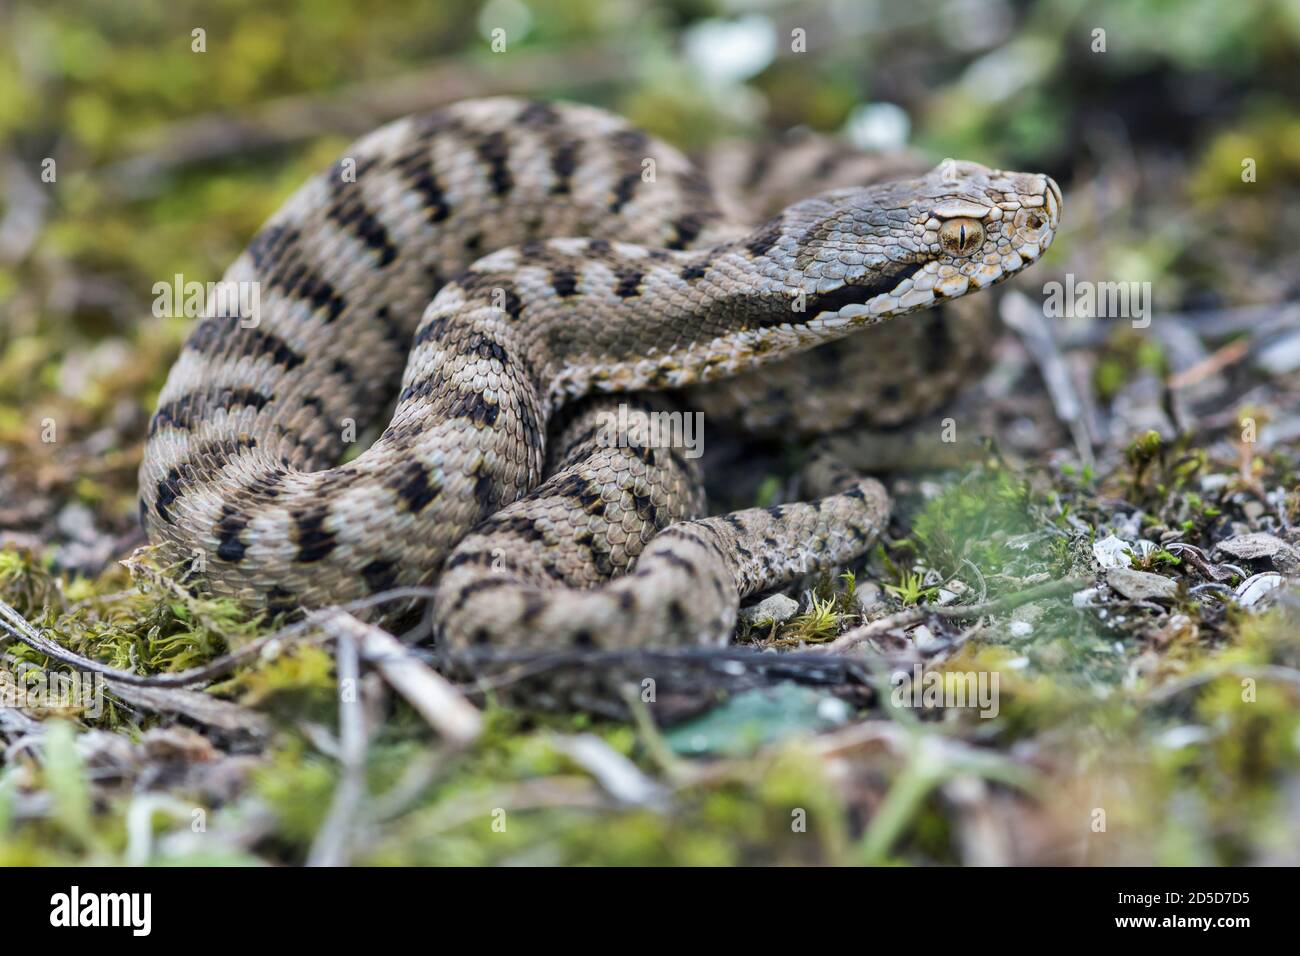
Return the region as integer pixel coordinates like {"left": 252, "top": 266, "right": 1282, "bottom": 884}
{"left": 1106, "top": 567, "right": 1178, "bottom": 602}
{"left": 854, "top": 582, "right": 884, "bottom": 614}
{"left": 911, "top": 625, "right": 944, "bottom": 653}
{"left": 1093, "top": 534, "right": 1133, "bottom": 569}
{"left": 1216, "top": 532, "right": 1291, "bottom": 562}
{"left": 738, "top": 593, "right": 799, "bottom": 625}
{"left": 1072, "top": 587, "right": 1102, "bottom": 608}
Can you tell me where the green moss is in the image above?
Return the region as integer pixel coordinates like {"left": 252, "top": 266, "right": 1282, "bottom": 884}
{"left": 905, "top": 464, "right": 1042, "bottom": 588}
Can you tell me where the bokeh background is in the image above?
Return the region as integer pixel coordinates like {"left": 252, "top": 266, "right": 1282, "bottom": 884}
{"left": 2, "top": 0, "right": 1300, "bottom": 865}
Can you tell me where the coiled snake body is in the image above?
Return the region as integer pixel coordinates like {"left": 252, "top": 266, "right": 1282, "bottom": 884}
{"left": 139, "top": 98, "right": 1060, "bottom": 651}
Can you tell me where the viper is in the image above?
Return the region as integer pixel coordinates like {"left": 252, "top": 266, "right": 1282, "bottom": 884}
{"left": 138, "top": 98, "right": 1060, "bottom": 651}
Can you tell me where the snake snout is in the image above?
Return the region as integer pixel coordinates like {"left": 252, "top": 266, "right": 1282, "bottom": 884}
{"left": 1044, "top": 176, "right": 1062, "bottom": 230}
{"left": 1004, "top": 175, "right": 1061, "bottom": 259}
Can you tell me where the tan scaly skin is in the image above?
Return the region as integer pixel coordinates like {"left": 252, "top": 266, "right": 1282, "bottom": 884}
{"left": 138, "top": 98, "right": 1060, "bottom": 650}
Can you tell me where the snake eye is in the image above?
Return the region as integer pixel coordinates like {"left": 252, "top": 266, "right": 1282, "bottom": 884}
{"left": 938, "top": 217, "right": 985, "bottom": 257}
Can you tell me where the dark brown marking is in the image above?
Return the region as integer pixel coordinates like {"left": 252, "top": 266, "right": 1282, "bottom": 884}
{"left": 155, "top": 470, "right": 182, "bottom": 524}
{"left": 667, "top": 600, "right": 688, "bottom": 628}
{"left": 475, "top": 129, "right": 513, "bottom": 197}
{"left": 743, "top": 218, "right": 785, "bottom": 259}
{"left": 189, "top": 319, "right": 304, "bottom": 371}
{"left": 392, "top": 146, "right": 450, "bottom": 223}
{"left": 801, "top": 262, "right": 926, "bottom": 320}
{"left": 477, "top": 513, "right": 549, "bottom": 543}
{"left": 325, "top": 158, "right": 398, "bottom": 267}
{"left": 519, "top": 592, "right": 548, "bottom": 629}
{"left": 360, "top": 558, "right": 399, "bottom": 594}
{"left": 389, "top": 459, "right": 440, "bottom": 514}
{"left": 247, "top": 225, "right": 347, "bottom": 321}
{"left": 293, "top": 506, "right": 337, "bottom": 563}
{"left": 149, "top": 387, "right": 272, "bottom": 437}
{"left": 550, "top": 140, "right": 579, "bottom": 195}
{"left": 662, "top": 552, "right": 698, "bottom": 576}
{"left": 448, "top": 389, "right": 501, "bottom": 428}
{"left": 518, "top": 100, "right": 560, "bottom": 126}
{"left": 215, "top": 505, "right": 249, "bottom": 563}
{"left": 446, "top": 576, "right": 514, "bottom": 617}
{"left": 667, "top": 213, "right": 704, "bottom": 250}
{"left": 609, "top": 172, "right": 641, "bottom": 214}
{"left": 614, "top": 269, "right": 643, "bottom": 298}
{"left": 550, "top": 266, "right": 579, "bottom": 298}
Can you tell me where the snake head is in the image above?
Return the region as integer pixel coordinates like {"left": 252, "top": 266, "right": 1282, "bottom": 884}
{"left": 788, "top": 159, "right": 1061, "bottom": 323}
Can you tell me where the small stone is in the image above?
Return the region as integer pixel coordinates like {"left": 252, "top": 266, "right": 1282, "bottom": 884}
{"left": 1092, "top": 534, "right": 1133, "bottom": 569}
{"left": 1199, "top": 473, "right": 1231, "bottom": 493}
{"left": 1072, "top": 587, "right": 1102, "bottom": 608}
{"left": 1106, "top": 567, "right": 1178, "bottom": 602}
{"left": 1216, "top": 532, "right": 1291, "bottom": 562}
{"left": 1255, "top": 328, "right": 1300, "bottom": 375}
{"left": 56, "top": 502, "right": 98, "bottom": 542}
{"left": 738, "top": 593, "right": 799, "bottom": 625}
{"left": 935, "top": 580, "right": 969, "bottom": 606}
{"left": 1009, "top": 620, "right": 1033, "bottom": 638}
{"left": 911, "top": 625, "right": 943, "bottom": 653}
{"left": 854, "top": 582, "right": 884, "bottom": 614}
{"left": 816, "top": 697, "right": 852, "bottom": 723}
{"left": 1242, "top": 501, "right": 1266, "bottom": 521}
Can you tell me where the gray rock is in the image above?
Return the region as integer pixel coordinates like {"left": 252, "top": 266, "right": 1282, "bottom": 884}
{"left": 1216, "top": 532, "right": 1292, "bottom": 562}
{"left": 738, "top": 593, "right": 800, "bottom": 626}
{"left": 854, "top": 582, "right": 884, "bottom": 614}
{"left": 911, "top": 625, "right": 944, "bottom": 653}
{"left": 934, "top": 579, "right": 969, "bottom": 606}
{"left": 1092, "top": 534, "right": 1133, "bottom": 569}
{"left": 1106, "top": 568, "right": 1178, "bottom": 602}
{"left": 1256, "top": 329, "right": 1300, "bottom": 375}
{"left": 1072, "top": 587, "right": 1102, "bottom": 608}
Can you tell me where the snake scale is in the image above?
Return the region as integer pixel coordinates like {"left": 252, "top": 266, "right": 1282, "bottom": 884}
{"left": 138, "top": 98, "right": 1060, "bottom": 652}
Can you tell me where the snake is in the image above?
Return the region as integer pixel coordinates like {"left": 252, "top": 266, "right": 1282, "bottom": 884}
{"left": 138, "top": 97, "right": 1060, "bottom": 652}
